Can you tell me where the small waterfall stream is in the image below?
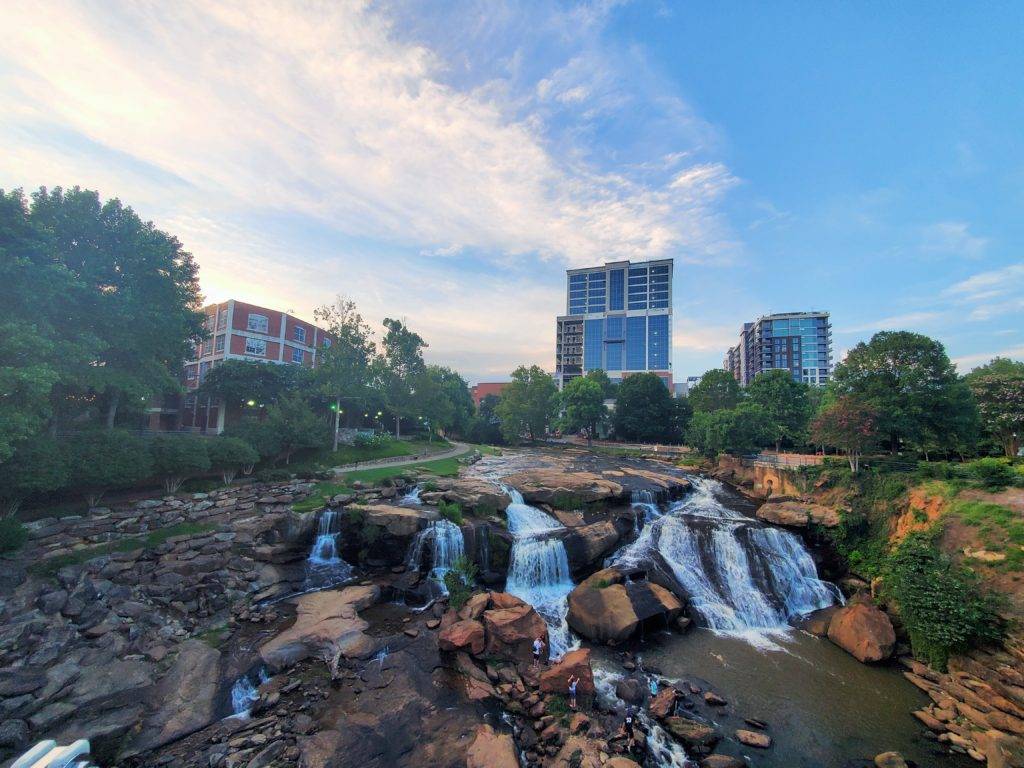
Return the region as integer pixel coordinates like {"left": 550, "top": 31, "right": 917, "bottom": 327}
{"left": 400, "top": 483, "right": 424, "bottom": 505}
{"left": 631, "top": 488, "right": 661, "bottom": 531}
{"left": 502, "top": 486, "right": 577, "bottom": 658}
{"left": 306, "top": 508, "right": 354, "bottom": 587}
{"left": 406, "top": 519, "right": 465, "bottom": 587}
{"left": 613, "top": 476, "right": 841, "bottom": 632}
{"left": 230, "top": 666, "right": 271, "bottom": 718}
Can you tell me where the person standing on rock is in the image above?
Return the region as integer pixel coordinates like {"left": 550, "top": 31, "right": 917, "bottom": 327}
{"left": 568, "top": 675, "right": 580, "bottom": 710}
{"left": 623, "top": 706, "right": 636, "bottom": 752}
{"left": 532, "top": 636, "right": 546, "bottom": 669}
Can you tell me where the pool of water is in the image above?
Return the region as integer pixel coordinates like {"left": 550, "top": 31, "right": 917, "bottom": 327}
{"left": 630, "top": 628, "right": 972, "bottom": 768}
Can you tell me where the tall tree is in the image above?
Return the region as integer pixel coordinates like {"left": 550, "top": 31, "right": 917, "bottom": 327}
{"left": 422, "top": 366, "right": 474, "bottom": 437}
{"left": 313, "top": 298, "right": 376, "bottom": 450}
{"left": 584, "top": 369, "right": 617, "bottom": 399}
{"left": 378, "top": 318, "right": 428, "bottom": 438}
{"left": 832, "top": 331, "right": 962, "bottom": 454}
{"left": 495, "top": 366, "right": 558, "bottom": 443}
{"left": 264, "top": 392, "right": 329, "bottom": 464}
{"left": 965, "top": 358, "right": 1024, "bottom": 458}
{"left": 611, "top": 373, "right": 687, "bottom": 443}
{"left": 468, "top": 393, "right": 504, "bottom": 445}
{"left": 687, "top": 403, "right": 773, "bottom": 458}
{"left": 688, "top": 369, "right": 742, "bottom": 413}
{"left": 197, "top": 359, "right": 308, "bottom": 411}
{"left": 747, "top": 369, "right": 811, "bottom": 452}
{"left": 561, "top": 376, "right": 607, "bottom": 447}
{"left": 809, "top": 396, "right": 878, "bottom": 473}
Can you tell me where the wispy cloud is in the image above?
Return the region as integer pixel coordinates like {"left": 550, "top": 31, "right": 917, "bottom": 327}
{"left": 953, "top": 346, "right": 1024, "bottom": 372}
{"left": 920, "top": 221, "right": 989, "bottom": 259}
{"left": 839, "top": 311, "right": 942, "bottom": 334}
{"left": 942, "top": 262, "right": 1024, "bottom": 302}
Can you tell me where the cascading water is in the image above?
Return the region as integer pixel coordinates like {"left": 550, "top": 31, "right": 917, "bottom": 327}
{"left": 306, "top": 508, "right": 354, "bottom": 587}
{"left": 613, "top": 476, "right": 840, "bottom": 633}
{"left": 631, "top": 488, "right": 661, "bottom": 531}
{"left": 230, "top": 666, "right": 271, "bottom": 718}
{"left": 406, "top": 519, "right": 465, "bottom": 586}
{"left": 502, "top": 486, "right": 577, "bottom": 658}
{"left": 400, "top": 484, "right": 423, "bottom": 505}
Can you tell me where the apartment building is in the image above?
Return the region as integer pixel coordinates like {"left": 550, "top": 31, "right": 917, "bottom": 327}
{"left": 724, "top": 312, "right": 833, "bottom": 386}
{"left": 555, "top": 258, "right": 673, "bottom": 390}
{"left": 147, "top": 300, "right": 331, "bottom": 433}
{"left": 470, "top": 382, "right": 509, "bottom": 407}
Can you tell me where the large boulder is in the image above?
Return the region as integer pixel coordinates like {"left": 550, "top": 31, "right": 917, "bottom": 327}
{"left": 539, "top": 648, "right": 595, "bottom": 697}
{"left": 482, "top": 598, "right": 548, "bottom": 662}
{"left": 466, "top": 724, "right": 518, "bottom": 768}
{"left": 502, "top": 469, "right": 624, "bottom": 506}
{"left": 567, "top": 568, "right": 683, "bottom": 644}
{"left": 352, "top": 505, "right": 435, "bottom": 538}
{"left": 260, "top": 585, "right": 379, "bottom": 670}
{"left": 756, "top": 500, "right": 841, "bottom": 528}
{"left": 827, "top": 603, "right": 896, "bottom": 663}
{"left": 563, "top": 522, "right": 621, "bottom": 570}
{"left": 438, "top": 620, "right": 485, "bottom": 655}
{"left": 128, "top": 639, "right": 220, "bottom": 754}
{"left": 663, "top": 716, "right": 721, "bottom": 753}
{"left": 437, "top": 478, "right": 510, "bottom": 513}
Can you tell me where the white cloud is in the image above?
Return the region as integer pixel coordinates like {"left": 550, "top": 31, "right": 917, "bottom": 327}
{"left": 839, "top": 311, "right": 942, "bottom": 334}
{"left": 943, "top": 263, "right": 1024, "bottom": 302}
{"left": 920, "top": 221, "right": 989, "bottom": 259}
{"left": 952, "top": 346, "right": 1024, "bottom": 372}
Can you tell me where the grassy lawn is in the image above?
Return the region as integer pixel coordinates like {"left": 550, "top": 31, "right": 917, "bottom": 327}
{"left": 340, "top": 451, "right": 469, "bottom": 485}
{"left": 29, "top": 520, "right": 217, "bottom": 577}
{"left": 292, "top": 482, "right": 356, "bottom": 514}
{"left": 319, "top": 437, "right": 451, "bottom": 467}
{"left": 467, "top": 443, "right": 501, "bottom": 456}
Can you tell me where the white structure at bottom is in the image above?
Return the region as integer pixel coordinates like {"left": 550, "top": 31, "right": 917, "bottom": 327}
{"left": 12, "top": 740, "right": 97, "bottom": 768}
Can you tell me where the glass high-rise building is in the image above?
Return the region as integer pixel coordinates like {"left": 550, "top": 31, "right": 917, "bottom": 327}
{"left": 724, "top": 311, "right": 832, "bottom": 386}
{"left": 555, "top": 258, "right": 673, "bottom": 389}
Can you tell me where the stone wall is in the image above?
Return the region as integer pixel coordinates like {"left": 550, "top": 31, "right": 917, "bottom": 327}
{"left": 712, "top": 455, "right": 809, "bottom": 499}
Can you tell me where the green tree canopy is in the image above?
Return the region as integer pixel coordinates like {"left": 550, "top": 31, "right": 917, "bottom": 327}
{"left": 149, "top": 435, "right": 211, "bottom": 493}
{"left": 313, "top": 297, "right": 376, "bottom": 449}
{"left": 747, "top": 369, "right": 811, "bottom": 451}
{"left": 965, "top": 358, "right": 1024, "bottom": 458}
{"left": 206, "top": 437, "right": 259, "bottom": 484}
{"left": 688, "top": 403, "right": 773, "bottom": 458}
{"left": 688, "top": 369, "right": 742, "bottom": 413}
{"left": 66, "top": 430, "right": 153, "bottom": 506}
{"left": 495, "top": 366, "right": 558, "bottom": 443}
{"left": 611, "top": 373, "right": 687, "bottom": 443}
{"left": 832, "top": 331, "right": 964, "bottom": 454}
{"left": 421, "top": 366, "right": 474, "bottom": 436}
{"left": 265, "top": 392, "right": 329, "bottom": 464}
{"left": 561, "top": 376, "right": 607, "bottom": 446}
{"left": 0, "top": 435, "right": 67, "bottom": 515}
{"left": 378, "top": 318, "right": 428, "bottom": 438}
{"left": 809, "top": 396, "right": 878, "bottom": 473}
{"left": 197, "top": 359, "right": 308, "bottom": 410}
{"left": 468, "top": 393, "right": 504, "bottom": 445}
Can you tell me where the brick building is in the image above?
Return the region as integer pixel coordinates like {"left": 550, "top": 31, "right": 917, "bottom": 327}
{"left": 470, "top": 382, "right": 509, "bottom": 407}
{"left": 147, "top": 300, "right": 331, "bottom": 433}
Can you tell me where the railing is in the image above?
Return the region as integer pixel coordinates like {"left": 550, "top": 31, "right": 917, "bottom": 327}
{"left": 744, "top": 453, "right": 825, "bottom": 468}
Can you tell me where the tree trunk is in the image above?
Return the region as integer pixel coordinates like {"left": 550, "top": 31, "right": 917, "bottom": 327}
{"left": 776, "top": 439, "right": 782, "bottom": 453}
{"left": 395, "top": 415, "right": 401, "bottom": 439}
{"left": 105, "top": 389, "right": 121, "bottom": 430}
{"left": 333, "top": 397, "right": 341, "bottom": 452}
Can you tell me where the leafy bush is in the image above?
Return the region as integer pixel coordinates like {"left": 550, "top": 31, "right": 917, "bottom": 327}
{"left": 354, "top": 433, "right": 393, "bottom": 449}
{"left": 884, "top": 533, "right": 1003, "bottom": 669}
{"left": 66, "top": 430, "right": 153, "bottom": 506}
{"left": 255, "top": 468, "right": 291, "bottom": 483}
{"left": 488, "top": 530, "right": 510, "bottom": 571}
{"left": 439, "top": 500, "right": 464, "bottom": 525}
{"left": 443, "top": 556, "right": 478, "bottom": 610}
{"left": 207, "top": 437, "right": 259, "bottom": 484}
{"left": 149, "top": 435, "right": 211, "bottom": 493}
{"left": 0, "top": 518, "right": 28, "bottom": 553}
{"left": 966, "top": 458, "right": 1016, "bottom": 490}
{"left": 0, "top": 436, "right": 68, "bottom": 514}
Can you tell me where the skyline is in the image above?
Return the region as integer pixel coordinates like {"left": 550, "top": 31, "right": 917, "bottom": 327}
{"left": 2, "top": 2, "right": 1022, "bottom": 383}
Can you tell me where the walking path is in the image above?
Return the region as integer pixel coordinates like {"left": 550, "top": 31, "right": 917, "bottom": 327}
{"left": 330, "top": 441, "right": 471, "bottom": 474}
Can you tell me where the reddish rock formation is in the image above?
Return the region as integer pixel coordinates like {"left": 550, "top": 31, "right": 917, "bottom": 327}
{"left": 482, "top": 595, "right": 548, "bottom": 662}
{"left": 466, "top": 724, "right": 518, "bottom": 768}
{"left": 567, "top": 567, "right": 683, "bottom": 644}
{"left": 756, "top": 499, "right": 841, "bottom": 528}
{"left": 538, "top": 648, "right": 595, "bottom": 697}
{"left": 827, "top": 603, "right": 896, "bottom": 663}
{"left": 437, "top": 619, "right": 485, "bottom": 655}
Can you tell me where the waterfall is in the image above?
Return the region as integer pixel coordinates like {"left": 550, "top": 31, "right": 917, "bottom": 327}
{"left": 230, "top": 666, "right": 271, "bottom": 718}
{"left": 613, "top": 476, "right": 840, "bottom": 633}
{"left": 306, "top": 508, "right": 353, "bottom": 586}
{"left": 400, "top": 484, "right": 423, "bottom": 505}
{"left": 502, "top": 486, "right": 577, "bottom": 658}
{"left": 631, "top": 488, "right": 661, "bottom": 530}
{"left": 406, "top": 520, "right": 465, "bottom": 586}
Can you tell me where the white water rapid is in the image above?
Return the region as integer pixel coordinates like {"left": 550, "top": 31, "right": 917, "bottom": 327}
{"left": 406, "top": 519, "right": 465, "bottom": 588}
{"left": 400, "top": 484, "right": 423, "bottom": 505}
{"left": 631, "top": 488, "right": 661, "bottom": 531}
{"left": 613, "top": 476, "right": 841, "bottom": 633}
{"left": 230, "top": 666, "right": 271, "bottom": 718}
{"left": 502, "top": 486, "right": 577, "bottom": 658}
{"left": 306, "top": 508, "right": 354, "bottom": 586}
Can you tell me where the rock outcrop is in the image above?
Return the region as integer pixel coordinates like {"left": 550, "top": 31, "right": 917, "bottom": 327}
{"left": 502, "top": 469, "right": 624, "bottom": 506}
{"left": 482, "top": 596, "right": 549, "bottom": 663}
{"left": 466, "top": 724, "right": 519, "bottom": 768}
{"left": 437, "top": 619, "right": 485, "bottom": 655}
{"left": 567, "top": 567, "right": 683, "bottom": 644}
{"left": 562, "top": 521, "right": 622, "bottom": 571}
{"left": 538, "top": 648, "right": 596, "bottom": 697}
{"left": 827, "top": 603, "right": 896, "bottom": 663}
{"left": 756, "top": 499, "right": 841, "bottom": 528}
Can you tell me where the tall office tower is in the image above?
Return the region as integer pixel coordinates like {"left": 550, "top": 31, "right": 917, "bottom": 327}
{"left": 724, "top": 312, "right": 833, "bottom": 386}
{"left": 554, "top": 258, "right": 673, "bottom": 390}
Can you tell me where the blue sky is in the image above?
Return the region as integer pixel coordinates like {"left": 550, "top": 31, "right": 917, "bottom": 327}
{"left": 1, "top": 1, "right": 1021, "bottom": 383}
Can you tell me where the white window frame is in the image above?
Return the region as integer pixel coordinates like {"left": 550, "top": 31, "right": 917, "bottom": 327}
{"left": 247, "top": 313, "right": 269, "bottom": 333}
{"left": 294, "top": 325, "right": 306, "bottom": 344}
{"left": 291, "top": 347, "right": 304, "bottom": 364}
{"left": 214, "top": 334, "right": 225, "bottom": 353}
{"left": 245, "top": 337, "right": 267, "bottom": 357}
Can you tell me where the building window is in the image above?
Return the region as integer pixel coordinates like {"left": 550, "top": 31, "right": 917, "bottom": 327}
{"left": 199, "top": 361, "right": 210, "bottom": 382}
{"left": 247, "top": 313, "right": 269, "bottom": 333}
{"left": 186, "top": 366, "right": 197, "bottom": 380}
{"left": 291, "top": 347, "right": 304, "bottom": 364}
{"left": 184, "top": 395, "right": 196, "bottom": 410}
{"left": 294, "top": 325, "right": 306, "bottom": 344}
{"left": 626, "top": 317, "right": 646, "bottom": 370}
{"left": 648, "top": 314, "right": 669, "bottom": 369}
{"left": 245, "top": 338, "right": 267, "bottom": 357}
{"left": 214, "top": 334, "right": 225, "bottom": 353}
{"left": 583, "top": 319, "right": 604, "bottom": 371}
{"left": 217, "top": 308, "right": 228, "bottom": 330}
{"left": 608, "top": 269, "right": 624, "bottom": 311}
{"left": 322, "top": 337, "right": 331, "bottom": 348}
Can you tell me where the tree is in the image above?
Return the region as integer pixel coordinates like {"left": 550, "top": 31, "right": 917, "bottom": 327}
{"left": 809, "top": 396, "right": 878, "bottom": 473}
{"left": 688, "top": 369, "right": 742, "bottom": 413}
{"left": 197, "top": 359, "right": 308, "bottom": 411}
{"left": 747, "top": 369, "right": 811, "bottom": 452}
{"left": 561, "top": 376, "right": 607, "bottom": 447}
{"left": 495, "top": 366, "right": 558, "bottom": 443}
{"left": 313, "top": 297, "right": 376, "bottom": 450}
{"left": 150, "top": 435, "right": 211, "bottom": 493}
{"left": 378, "top": 318, "right": 428, "bottom": 438}
{"left": 0, "top": 436, "right": 67, "bottom": 516}
{"left": 207, "top": 437, "right": 259, "bottom": 484}
{"left": 612, "top": 373, "right": 686, "bottom": 443}
{"left": 423, "top": 366, "right": 475, "bottom": 437}
{"left": 66, "top": 430, "right": 153, "bottom": 506}
{"left": 265, "top": 393, "right": 329, "bottom": 464}
{"left": 467, "top": 394, "right": 504, "bottom": 445}
{"left": 965, "top": 358, "right": 1024, "bottom": 458}
{"left": 584, "top": 369, "right": 617, "bottom": 399}
{"left": 831, "top": 331, "right": 962, "bottom": 454}
{"left": 687, "top": 403, "right": 773, "bottom": 458}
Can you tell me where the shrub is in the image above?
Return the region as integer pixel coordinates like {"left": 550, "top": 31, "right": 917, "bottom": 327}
{"left": 552, "top": 490, "right": 584, "bottom": 511}
{"left": 150, "top": 435, "right": 211, "bottom": 493}
{"left": 255, "top": 468, "right": 291, "bottom": 483}
{"left": 207, "top": 437, "right": 259, "bottom": 484}
{"left": 966, "top": 458, "right": 1015, "bottom": 490}
{"left": 488, "top": 530, "right": 511, "bottom": 571}
{"left": 439, "top": 500, "right": 464, "bottom": 525}
{"left": 0, "top": 436, "right": 68, "bottom": 515}
{"left": 884, "top": 533, "right": 1003, "bottom": 669}
{"left": 66, "top": 430, "right": 153, "bottom": 506}
{"left": 443, "top": 556, "right": 478, "bottom": 610}
{"left": 354, "top": 433, "right": 393, "bottom": 449}
{"left": 0, "top": 518, "right": 28, "bottom": 553}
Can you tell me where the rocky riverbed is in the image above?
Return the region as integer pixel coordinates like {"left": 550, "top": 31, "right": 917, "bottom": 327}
{"left": 0, "top": 447, "right": 1014, "bottom": 767}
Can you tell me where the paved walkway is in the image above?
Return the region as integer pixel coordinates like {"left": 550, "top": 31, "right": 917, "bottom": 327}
{"left": 330, "top": 441, "right": 471, "bottom": 474}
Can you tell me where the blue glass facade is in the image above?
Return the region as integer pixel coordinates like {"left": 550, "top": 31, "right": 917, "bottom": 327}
{"left": 626, "top": 317, "right": 647, "bottom": 369}
{"left": 584, "top": 318, "right": 604, "bottom": 371}
{"left": 648, "top": 314, "right": 669, "bottom": 368}
{"left": 608, "top": 269, "right": 624, "bottom": 311}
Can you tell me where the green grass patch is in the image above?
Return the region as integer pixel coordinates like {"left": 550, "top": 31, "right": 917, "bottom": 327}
{"left": 340, "top": 452, "right": 469, "bottom": 485}
{"left": 195, "top": 623, "right": 232, "bottom": 648}
{"left": 292, "top": 481, "right": 356, "bottom": 514}
{"left": 29, "top": 521, "right": 217, "bottom": 578}
{"left": 951, "top": 499, "right": 1024, "bottom": 550}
